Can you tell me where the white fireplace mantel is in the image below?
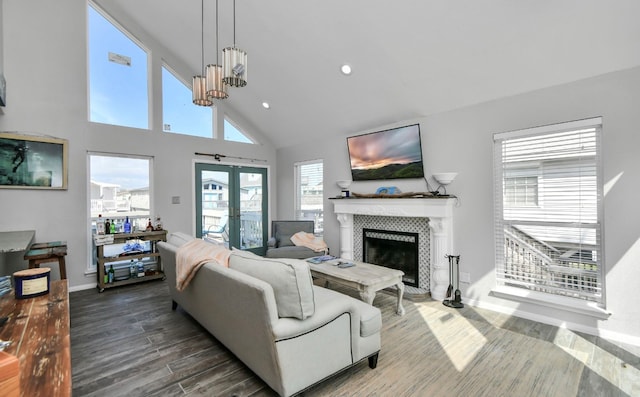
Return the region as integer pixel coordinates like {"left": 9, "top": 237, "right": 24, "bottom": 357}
{"left": 331, "top": 197, "right": 456, "bottom": 300}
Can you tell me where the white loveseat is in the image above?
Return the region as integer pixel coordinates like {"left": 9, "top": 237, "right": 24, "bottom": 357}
{"left": 157, "top": 232, "right": 382, "bottom": 397}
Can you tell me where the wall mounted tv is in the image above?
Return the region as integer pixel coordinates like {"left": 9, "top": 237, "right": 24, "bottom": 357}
{"left": 347, "top": 123, "right": 424, "bottom": 181}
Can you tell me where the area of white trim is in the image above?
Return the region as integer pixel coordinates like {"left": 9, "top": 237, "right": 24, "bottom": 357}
{"left": 494, "top": 116, "right": 602, "bottom": 140}
{"left": 490, "top": 285, "right": 610, "bottom": 319}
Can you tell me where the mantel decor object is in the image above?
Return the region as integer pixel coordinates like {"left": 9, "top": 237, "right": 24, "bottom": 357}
{"left": 431, "top": 172, "right": 458, "bottom": 196}
{"left": 336, "top": 180, "right": 351, "bottom": 197}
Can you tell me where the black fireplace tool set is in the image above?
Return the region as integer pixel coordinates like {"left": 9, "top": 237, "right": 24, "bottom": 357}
{"left": 443, "top": 254, "right": 464, "bottom": 309}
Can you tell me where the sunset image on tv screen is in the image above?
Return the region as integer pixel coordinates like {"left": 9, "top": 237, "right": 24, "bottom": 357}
{"left": 347, "top": 124, "right": 424, "bottom": 181}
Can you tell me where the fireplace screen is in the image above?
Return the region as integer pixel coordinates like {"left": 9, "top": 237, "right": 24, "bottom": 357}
{"left": 363, "top": 228, "right": 419, "bottom": 287}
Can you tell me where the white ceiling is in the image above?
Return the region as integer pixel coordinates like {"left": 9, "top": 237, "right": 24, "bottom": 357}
{"left": 99, "top": 0, "right": 640, "bottom": 148}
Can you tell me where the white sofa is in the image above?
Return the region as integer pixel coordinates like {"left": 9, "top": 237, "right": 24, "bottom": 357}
{"left": 157, "top": 232, "right": 382, "bottom": 397}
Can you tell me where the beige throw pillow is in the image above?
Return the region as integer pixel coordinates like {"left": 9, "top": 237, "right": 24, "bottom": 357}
{"left": 168, "top": 232, "right": 194, "bottom": 247}
{"left": 229, "top": 249, "right": 315, "bottom": 320}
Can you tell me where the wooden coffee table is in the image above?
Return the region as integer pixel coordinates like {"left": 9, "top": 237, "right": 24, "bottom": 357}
{"left": 309, "top": 260, "right": 405, "bottom": 315}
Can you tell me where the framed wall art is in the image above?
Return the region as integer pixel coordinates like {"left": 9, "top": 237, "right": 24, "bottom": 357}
{"left": 0, "top": 132, "right": 68, "bottom": 189}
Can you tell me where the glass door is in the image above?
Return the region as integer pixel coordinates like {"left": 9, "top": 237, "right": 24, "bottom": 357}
{"left": 195, "top": 163, "right": 268, "bottom": 255}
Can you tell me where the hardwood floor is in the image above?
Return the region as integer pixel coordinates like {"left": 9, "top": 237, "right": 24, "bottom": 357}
{"left": 70, "top": 280, "right": 640, "bottom": 396}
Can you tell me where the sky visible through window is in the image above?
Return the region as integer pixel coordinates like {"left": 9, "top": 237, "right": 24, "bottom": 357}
{"left": 224, "top": 119, "right": 253, "bottom": 143}
{"left": 89, "top": 5, "right": 254, "bottom": 143}
{"left": 88, "top": 6, "right": 148, "bottom": 129}
{"left": 162, "top": 66, "right": 212, "bottom": 137}
{"left": 90, "top": 155, "right": 150, "bottom": 190}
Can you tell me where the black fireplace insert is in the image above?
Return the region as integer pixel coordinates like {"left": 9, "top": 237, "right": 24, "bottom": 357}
{"left": 363, "top": 228, "right": 419, "bottom": 287}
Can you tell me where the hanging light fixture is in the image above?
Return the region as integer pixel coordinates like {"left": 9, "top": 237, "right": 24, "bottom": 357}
{"left": 193, "top": 0, "right": 212, "bottom": 106}
{"left": 206, "top": 0, "right": 228, "bottom": 99}
{"left": 222, "top": 0, "right": 248, "bottom": 87}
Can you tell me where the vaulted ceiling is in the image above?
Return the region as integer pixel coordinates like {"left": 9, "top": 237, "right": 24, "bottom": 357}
{"left": 99, "top": 0, "right": 640, "bottom": 148}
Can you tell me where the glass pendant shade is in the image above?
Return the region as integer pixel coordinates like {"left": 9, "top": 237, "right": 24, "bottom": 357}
{"left": 192, "top": 75, "right": 212, "bottom": 106}
{"left": 222, "top": 46, "right": 248, "bottom": 87}
{"left": 206, "top": 64, "right": 228, "bottom": 99}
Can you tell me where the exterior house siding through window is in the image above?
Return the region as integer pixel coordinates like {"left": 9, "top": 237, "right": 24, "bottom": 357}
{"left": 493, "top": 118, "right": 603, "bottom": 304}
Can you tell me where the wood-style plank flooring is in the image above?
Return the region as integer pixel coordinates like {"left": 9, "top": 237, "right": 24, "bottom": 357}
{"left": 70, "top": 280, "right": 640, "bottom": 396}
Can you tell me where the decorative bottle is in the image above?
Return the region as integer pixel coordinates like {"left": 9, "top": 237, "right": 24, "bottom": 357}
{"left": 97, "top": 214, "right": 105, "bottom": 235}
{"left": 137, "top": 260, "right": 145, "bottom": 278}
{"left": 124, "top": 216, "right": 131, "bottom": 233}
{"left": 129, "top": 260, "right": 136, "bottom": 278}
{"left": 105, "top": 219, "right": 111, "bottom": 235}
{"left": 108, "top": 265, "right": 115, "bottom": 283}
{"left": 110, "top": 220, "right": 116, "bottom": 234}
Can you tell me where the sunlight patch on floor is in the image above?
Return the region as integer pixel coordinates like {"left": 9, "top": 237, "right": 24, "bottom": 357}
{"left": 420, "top": 307, "right": 488, "bottom": 372}
{"left": 553, "top": 330, "right": 640, "bottom": 395}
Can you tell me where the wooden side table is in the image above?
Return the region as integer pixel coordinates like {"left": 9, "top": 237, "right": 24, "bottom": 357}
{"left": 0, "top": 280, "right": 71, "bottom": 397}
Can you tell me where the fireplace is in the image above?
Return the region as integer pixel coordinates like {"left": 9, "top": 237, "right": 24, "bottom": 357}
{"left": 363, "top": 229, "right": 419, "bottom": 287}
{"left": 331, "top": 197, "right": 456, "bottom": 300}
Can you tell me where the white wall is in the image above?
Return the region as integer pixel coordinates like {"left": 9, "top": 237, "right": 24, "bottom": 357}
{"left": 0, "top": 0, "right": 277, "bottom": 289}
{"left": 0, "top": 0, "right": 4, "bottom": 81}
{"left": 277, "top": 66, "right": 640, "bottom": 345}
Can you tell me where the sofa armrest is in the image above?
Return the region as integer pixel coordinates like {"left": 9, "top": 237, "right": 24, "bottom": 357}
{"left": 271, "top": 286, "right": 381, "bottom": 397}
{"left": 271, "top": 286, "right": 380, "bottom": 346}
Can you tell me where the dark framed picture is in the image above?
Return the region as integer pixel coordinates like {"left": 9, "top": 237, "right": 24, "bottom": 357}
{"left": 0, "top": 132, "right": 68, "bottom": 189}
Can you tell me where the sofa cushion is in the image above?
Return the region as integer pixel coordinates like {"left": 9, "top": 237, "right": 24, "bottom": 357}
{"left": 229, "top": 249, "right": 315, "bottom": 320}
{"left": 275, "top": 232, "right": 295, "bottom": 247}
{"left": 272, "top": 221, "right": 314, "bottom": 248}
{"left": 265, "top": 245, "right": 317, "bottom": 259}
{"left": 168, "top": 232, "right": 194, "bottom": 247}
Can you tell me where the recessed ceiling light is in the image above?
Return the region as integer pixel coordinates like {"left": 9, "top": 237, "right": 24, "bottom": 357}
{"left": 262, "top": 102, "right": 270, "bottom": 109}
{"left": 340, "top": 64, "right": 352, "bottom": 75}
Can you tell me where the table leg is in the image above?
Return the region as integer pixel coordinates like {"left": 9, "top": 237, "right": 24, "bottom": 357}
{"left": 359, "top": 289, "right": 376, "bottom": 306}
{"left": 395, "top": 282, "right": 405, "bottom": 316}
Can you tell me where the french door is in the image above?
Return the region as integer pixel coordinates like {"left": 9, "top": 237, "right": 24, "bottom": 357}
{"left": 195, "top": 163, "right": 268, "bottom": 255}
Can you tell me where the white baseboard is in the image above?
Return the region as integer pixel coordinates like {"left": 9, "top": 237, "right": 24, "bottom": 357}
{"left": 464, "top": 295, "right": 640, "bottom": 348}
{"left": 69, "top": 282, "right": 97, "bottom": 293}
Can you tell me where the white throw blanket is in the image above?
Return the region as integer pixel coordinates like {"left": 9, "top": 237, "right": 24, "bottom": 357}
{"left": 290, "top": 231, "right": 328, "bottom": 253}
{"left": 176, "top": 239, "right": 231, "bottom": 291}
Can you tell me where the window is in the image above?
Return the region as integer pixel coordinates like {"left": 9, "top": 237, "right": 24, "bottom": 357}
{"left": 88, "top": 153, "right": 152, "bottom": 270}
{"left": 295, "top": 160, "right": 323, "bottom": 234}
{"left": 504, "top": 174, "right": 538, "bottom": 207}
{"left": 88, "top": 4, "right": 149, "bottom": 129}
{"left": 224, "top": 118, "right": 253, "bottom": 144}
{"left": 493, "top": 117, "right": 603, "bottom": 304}
{"left": 162, "top": 65, "right": 213, "bottom": 137}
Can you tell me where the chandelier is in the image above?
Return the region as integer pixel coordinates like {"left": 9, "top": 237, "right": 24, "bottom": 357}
{"left": 192, "top": 0, "right": 212, "bottom": 106}
{"left": 193, "top": 0, "right": 246, "bottom": 107}
{"left": 206, "top": 0, "right": 227, "bottom": 100}
{"left": 222, "top": 0, "right": 248, "bottom": 88}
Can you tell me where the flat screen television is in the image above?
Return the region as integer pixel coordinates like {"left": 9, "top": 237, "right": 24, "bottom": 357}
{"left": 347, "top": 123, "right": 424, "bottom": 181}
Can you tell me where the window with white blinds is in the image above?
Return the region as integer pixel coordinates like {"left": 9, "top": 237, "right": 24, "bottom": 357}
{"left": 294, "top": 160, "right": 324, "bottom": 235}
{"left": 493, "top": 117, "right": 604, "bottom": 304}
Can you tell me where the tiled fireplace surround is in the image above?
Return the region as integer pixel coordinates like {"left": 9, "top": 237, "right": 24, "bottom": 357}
{"left": 332, "top": 198, "right": 456, "bottom": 301}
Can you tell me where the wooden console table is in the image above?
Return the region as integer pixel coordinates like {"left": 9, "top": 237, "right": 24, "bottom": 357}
{"left": 0, "top": 280, "right": 70, "bottom": 397}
